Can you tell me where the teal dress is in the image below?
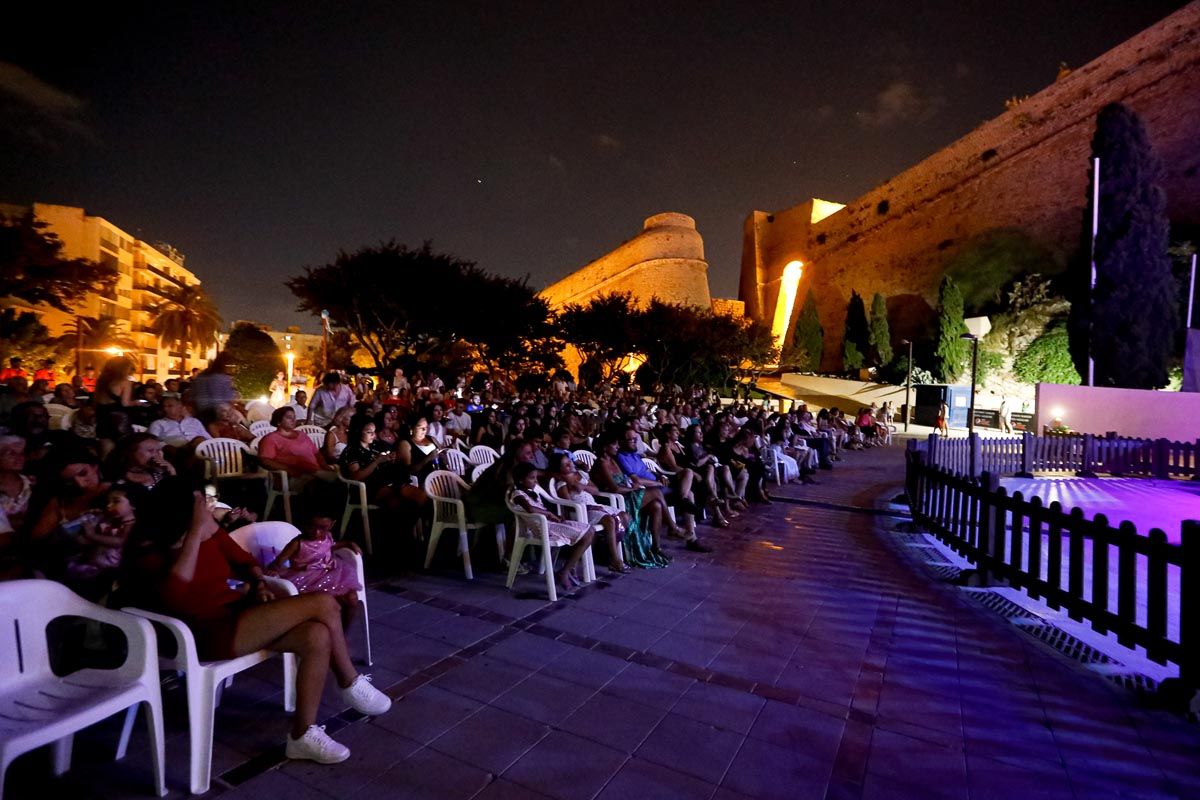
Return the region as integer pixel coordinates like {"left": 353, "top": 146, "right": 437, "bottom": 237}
{"left": 613, "top": 474, "right": 669, "bottom": 569}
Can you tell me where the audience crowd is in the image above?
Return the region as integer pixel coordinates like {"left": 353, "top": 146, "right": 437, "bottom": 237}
{"left": 0, "top": 355, "right": 895, "bottom": 765}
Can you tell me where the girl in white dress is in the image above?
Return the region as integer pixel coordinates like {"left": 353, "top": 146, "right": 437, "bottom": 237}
{"left": 508, "top": 463, "right": 595, "bottom": 592}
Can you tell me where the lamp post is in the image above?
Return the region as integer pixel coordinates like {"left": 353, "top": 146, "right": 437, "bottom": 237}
{"left": 960, "top": 332, "right": 979, "bottom": 478}
{"left": 901, "top": 339, "right": 913, "bottom": 432}
{"left": 320, "top": 309, "right": 330, "bottom": 375}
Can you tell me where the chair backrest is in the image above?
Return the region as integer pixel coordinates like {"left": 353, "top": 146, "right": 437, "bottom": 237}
{"left": 441, "top": 447, "right": 468, "bottom": 476}
{"left": 297, "top": 425, "right": 327, "bottom": 437}
{"left": 195, "top": 437, "right": 252, "bottom": 477}
{"left": 228, "top": 521, "right": 303, "bottom": 565}
{"left": 469, "top": 445, "right": 500, "bottom": 466}
{"left": 471, "top": 463, "right": 491, "bottom": 483}
{"left": 425, "top": 469, "right": 468, "bottom": 500}
{"left": 761, "top": 444, "right": 779, "bottom": 468}
{"left": 641, "top": 456, "right": 663, "bottom": 476}
{"left": 1, "top": 579, "right": 95, "bottom": 682}
{"left": 249, "top": 421, "right": 275, "bottom": 437}
{"left": 306, "top": 431, "right": 325, "bottom": 450}
{"left": 571, "top": 449, "right": 596, "bottom": 471}
{"left": 45, "top": 403, "right": 74, "bottom": 430}
{"left": 248, "top": 435, "right": 262, "bottom": 454}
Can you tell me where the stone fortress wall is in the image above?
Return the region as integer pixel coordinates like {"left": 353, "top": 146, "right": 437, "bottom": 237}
{"left": 540, "top": 212, "right": 712, "bottom": 311}
{"left": 741, "top": 2, "right": 1200, "bottom": 370}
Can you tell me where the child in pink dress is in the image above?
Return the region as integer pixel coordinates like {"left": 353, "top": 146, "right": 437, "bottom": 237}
{"left": 507, "top": 463, "right": 595, "bottom": 593}
{"left": 266, "top": 512, "right": 362, "bottom": 624}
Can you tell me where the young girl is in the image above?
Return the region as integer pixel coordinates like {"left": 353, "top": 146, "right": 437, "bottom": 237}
{"left": 265, "top": 512, "right": 362, "bottom": 625}
{"left": 507, "top": 463, "right": 594, "bottom": 592}
{"left": 66, "top": 485, "right": 140, "bottom": 595}
{"left": 551, "top": 453, "right": 630, "bottom": 574}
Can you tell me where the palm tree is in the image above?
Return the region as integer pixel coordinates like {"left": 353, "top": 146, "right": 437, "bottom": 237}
{"left": 60, "top": 316, "right": 138, "bottom": 373}
{"left": 147, "top": 284, "right": 223, "bottom": 378}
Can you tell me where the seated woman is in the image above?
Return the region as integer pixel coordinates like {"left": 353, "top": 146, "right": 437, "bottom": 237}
{"left": 27, "top": 447, "right": 113, "bottom": 597}
{"left": 372, "top": 406, "right": 402, "bottom": 453}
{"left": 723, "top": 428, "right": 770, "bottom": 503}
{"left": 681, "top": 423, "right": 744, "bottom": 513}
{"left": 658, "top": 423, "right": 729, "bottom": 527}
{"left": 323, "top": 406, "right": 353, "bottom": 465}
{"left": 394, "top": 417, "right": 451, "bottom": 486}
{"left": 258, "top": 407, "right": 338, "bottom": 495}
{"left": 0, "top": 434, "right": 34, "bottom": 580}
{"left": 108, "top": 432, "right": 178, "bottom": 489}
{"left": 203, "top": 403, "right": 255, "bottom": 444}
{"left": 123, "top": 479, "right": 390, "bottom": 764}
{"left": 339, "top": 415, "right": 426, "bottom": 533}
{"left": 507, "top": 463, "right": 594, "bottom": 592}
{"left": 551, "top": 452, "right": 628, "bottom": 574}
{"left": 472, "top": 408, "right": 504, "bottom": 450}
{"left": 503, "top": 415, "right": 530, "bottom": 452}
{"left": 589, "top": 434, "right": 670, "bottom": 568}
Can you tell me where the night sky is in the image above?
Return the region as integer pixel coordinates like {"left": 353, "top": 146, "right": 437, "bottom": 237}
{"left": 1, "top": 1, "right": 1187, "bottom": 331}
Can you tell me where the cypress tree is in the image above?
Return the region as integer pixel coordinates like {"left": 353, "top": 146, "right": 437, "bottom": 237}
{"left": 1068, "top": 103, "right": 1176, "bottom": 388}
{"left": 935, "top": 276, "right": 969, "bottom": 382}
{"left": 842, "top": 291, "right": 869, "bottom": 371}
{"left": 793, "top": 290, "right": 823, "bottom": 372}
{"left": 868, "top": 292, "right": 893, "bottom": 366}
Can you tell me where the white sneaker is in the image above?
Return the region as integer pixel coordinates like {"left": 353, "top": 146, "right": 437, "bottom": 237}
{"left": 342, "top": 674, "right": 392, "bottom": 716}
{"left": 286, "top": 725, "right": 350, "bottom": 764}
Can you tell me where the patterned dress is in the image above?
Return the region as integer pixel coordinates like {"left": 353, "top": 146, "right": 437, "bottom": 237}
{"left": 275, "top": 537, "right": 362, "bottom": 595}
{"left": 507, "top": 488, "right": 590, "bottom": 546}
{"left": 612, "top": 473, "right": 668, "bottom": 569}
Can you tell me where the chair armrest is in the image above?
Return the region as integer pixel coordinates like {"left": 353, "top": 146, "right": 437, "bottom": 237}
{"left": 339, "top": 475, "right": 370, "bottom": 506}
{"left": 72, "top": 606, "right": 159, "bottom": 683}
{"left": 594, "top": 491, "right": 626, "bottom": 513}
{"left": 269, "top": 469, "right": 290, "bottom": 492}
{"left": 262, "top": 575, "right": 299, "bottom": 597}
{"left": 123, "top": 607, "right": 203, "bottom": 673}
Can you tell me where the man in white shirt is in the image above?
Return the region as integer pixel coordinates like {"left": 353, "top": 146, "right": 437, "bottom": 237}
{"left": 148, "top": 396, "right": 211, "bottom": 449}
{"left": 288, "top": 389, "right": 309, "bottom": 422}
{"left": 309, "top": 373, "right": 355, "bottom": 427}
{"left": 444, "top": 398, "right": 473, "bottom": 440}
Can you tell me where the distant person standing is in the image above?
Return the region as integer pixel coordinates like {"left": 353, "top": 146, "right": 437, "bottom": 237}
{"left": 33, "top": 359, "right": 56, "bottom": 384}
{"left": 190, "top": 353, "right": 237, "bottom": 415}
{"left": 936, "top": 400, "right": 949, "bottom": 436}
{"left": 0, "top": 358, "right": 26, "bottom": 382}
{"left": 309, "top": 372, "right": 354, "bottom": 428}
{"left": 999, "top": 397, "right": 1012, "bottom": 434}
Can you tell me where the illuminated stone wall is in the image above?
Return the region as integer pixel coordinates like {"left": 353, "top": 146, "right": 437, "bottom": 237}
{"left": 540, "top": 212, "right": 712, "bottom": 311}
{"left": 740, "top": 3, "right": 1200, "bottom": 370}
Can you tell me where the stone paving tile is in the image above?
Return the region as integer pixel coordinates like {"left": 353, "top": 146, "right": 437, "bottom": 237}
{"left": 721, "top": 736, "right": 831, "bottom": 800}
{"left": 603, "top": 661, "right": 695, "bottom": 710}
{"left": 353, "top": 746, "right": 492, "bottom": 800}
{"left": 558, "top": 690, "right": 669, "bottom": 751}
{"left": 592, "top": 618, "right": 669, "bottom": 651}
{"left": 484, "top": 630, "right": 572, "bottom": 670}
{"left": 428, "top": 705, "right": 550, "bottom": 775}
{"left": 471, "top": 777, "right": 556, "bottom": 800}
{"left": 503, "top": 730, "right": 629, "bottom": 800}
{"left": 431, "top": 656, "right": 529, "bottom": 703}
{"left": 595, "top": 757, "right": 718, "bottom": 800}
{"left": 635, "top": 711, "right": 744, "bottom": 785}
{"left": 491, "top": 672, "right": 595, "bottom": 726}
{"left": 536, "top": 645, "right": 629, "bottom": 690}
{"left": 669, "top": 680, "right": 766, "bottom": 735}
{"left": 277, "top": 720, "right": 421, "bottom": 796}
{"left": 370, "top": 684, "right": 483, "bottom": 744}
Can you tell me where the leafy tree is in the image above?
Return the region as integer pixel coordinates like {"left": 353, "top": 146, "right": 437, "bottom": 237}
{"left": 223, "top": 323, "right": 285, "bottom": 398}
{"left": 943, "top": 229, "right": 1060, "bottom": 314}
{"left": 556, "top": 293, "right": 639, "bottom": 386}
{"left": 1067, "top": 103, "right": 1176, "bottom": 388}
{"left": 1014, "top": 323, "right": 1081, "bottom": 385}
{"left": 842, "top": 291, "right": 869, "bottom": 371}
{"left": 790, "top": 290, "right": 823, "bottom": 372}
{"left": 935, "top": 276, "right": 969, "bottom": 382}
{"left": 147, "top": 283, "right": 223, "bottom": 378}
{"left": 987, "top": 274, "right": 1068, "bottom": 356}
{"left": 0, "top": 211, "right": 116, "bottom": 312}
{"left": 976, "top": 348, "right": 1005, "bottom": 387}
{"left": 0, "top": 309, "right": 70, "bottom": 371}
{"left": 868, "top": 292, "right": 893, "bottom": 366}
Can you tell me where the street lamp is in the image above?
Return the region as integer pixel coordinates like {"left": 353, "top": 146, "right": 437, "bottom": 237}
{"left": 960, "top": 332, "right": 979, "bottom": 478}
{"left": 320, "top": 309, "right": 330, "bottom": 374}
{"left": 900, "top": 339, "right": 913, "bottom": 432}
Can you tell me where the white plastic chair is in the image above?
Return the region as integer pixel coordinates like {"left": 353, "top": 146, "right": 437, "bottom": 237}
{"left": 440, "top": 447, "right": 469, "bottom": 477}
{"left": 424, "top": 470, "right": 498, "bottom": 580}
{"left": 121, "top": 578, "right": 297, "bottom": 796}
{"left": 247, "top": 435, "right": 262, "bottom": 455}
{"left": 249, "top": 421, "right": 275, "bottom": 438}
{"left": 504, "top": 488, "right": 595, "bottom": 602}
{"left": 195, "top": 438, "right": 258, "bottom": 480}
{"left": 263, "top": 469, "right": 298, "bottom": 523}
{"left": 571, "top": 449, "right": 596, "bottom": 472}
{"left": 470, "top": 462, "right": 491, "bottom": 483}
{"left": 761, "top": 444, "right": 785, "bottom": 485}
{"left": 338, "top": 473, "right": 377, "bottom": 555}
{"left": 228, "top": 522, "right": 371, "bottom": 666}
{"left": 45, "top": 403, "right": 74, "bottom": 431}
{"left": 305, "top": 431, "right": 326, "bottom": 450}
{"left": 297, "top": 425, "right": 327, "bottom": 437}
{"left": 468, "top": 445, "right": 500, "bottom": 467}
{"left": 1, "top": 580, "right": 166, "bottom": 799}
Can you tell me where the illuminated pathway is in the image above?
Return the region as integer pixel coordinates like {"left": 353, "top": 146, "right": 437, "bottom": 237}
{"left": 9, "top": 443, "right": 1200, "bottom": 799}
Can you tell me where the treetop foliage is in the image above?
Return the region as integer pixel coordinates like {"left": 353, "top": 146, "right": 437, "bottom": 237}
{"left": 0, "top": 210, "right": 117, "bottom": 313}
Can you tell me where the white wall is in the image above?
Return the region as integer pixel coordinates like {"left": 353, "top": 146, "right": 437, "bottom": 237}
{"left": 1035, "top": 383, "right": 1200, "bottom": 441}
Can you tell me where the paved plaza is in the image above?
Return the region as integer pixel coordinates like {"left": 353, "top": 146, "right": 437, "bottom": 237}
{"left": 8, "top": 443, "right": 1200, "bottom": 800}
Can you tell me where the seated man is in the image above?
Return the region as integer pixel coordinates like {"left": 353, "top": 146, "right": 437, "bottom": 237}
{"left": 148, "top": 395, "right": 211, "bottom": 449}
{"left": 288, "top": 389, "right": 309, "bottom": 422}
{"left": 51, "top": 383, "right": 80, "bottom": 408}
{"left": 615, "top": 427, "right": 710, "bottom": 553}
{"left": 444, "top": 397, "right": 473, "bottom": 441}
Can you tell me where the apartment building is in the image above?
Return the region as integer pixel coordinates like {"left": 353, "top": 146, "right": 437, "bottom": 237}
{"left": 4, "top": 203, "right": 213, "bottom": 382}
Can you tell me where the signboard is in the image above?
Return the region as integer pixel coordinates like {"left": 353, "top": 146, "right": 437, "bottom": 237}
{"left": 1011, "top": 411, "right": 1034, "bottom": 432}
{"left": 972, "top": 409, "right": 1000, "bottom": 429}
